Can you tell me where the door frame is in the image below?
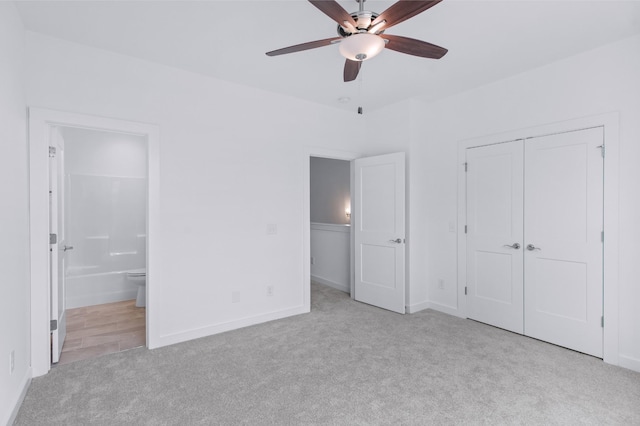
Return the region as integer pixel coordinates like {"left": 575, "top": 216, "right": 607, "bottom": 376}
{"left": 303, "top": 148, "right": 360, "bottom": 310}
{"left": 28, "top": 108, "right": 160, "bottom": 377}
{"left": 456, "top": 112, "right": 620, "bottom": 365}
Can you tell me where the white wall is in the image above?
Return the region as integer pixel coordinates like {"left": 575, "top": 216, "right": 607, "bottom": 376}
{"left": 407, "top": 35, "right": 640, "bottom": 370}
{"left": 63, "top": 127, "right": 147, "bottom": 307}
{"left": 0, "top": 4, "right": 31, "bottom": 424}
{"left": 310, "top": 157, "right": 350, "bottom": 225}
{"left": 310, "top": 223, "right": 350, "bottom": 293}
{"left": 24, "top": 32, "right": 364, "bottom": 348}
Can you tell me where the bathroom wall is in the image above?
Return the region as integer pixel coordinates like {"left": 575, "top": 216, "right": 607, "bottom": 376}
{"left": 62, "top": 126, "right": 147, "bottom": 308}
{"left": 310, "top": 157, "right": 351, "bottom": 225}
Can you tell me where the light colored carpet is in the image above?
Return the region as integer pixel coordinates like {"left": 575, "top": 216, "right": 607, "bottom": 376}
{"left": 15, "top": 283, "right": 640, "bottom": 425}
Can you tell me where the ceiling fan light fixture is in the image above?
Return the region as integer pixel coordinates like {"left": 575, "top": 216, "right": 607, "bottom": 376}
{"left": 339, "top": 33, "right": 385, "bottom": 61}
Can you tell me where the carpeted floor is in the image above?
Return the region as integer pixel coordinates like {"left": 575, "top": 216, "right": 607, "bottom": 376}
{"left": 15, "top": 283, "right": 640, "bottom": 425}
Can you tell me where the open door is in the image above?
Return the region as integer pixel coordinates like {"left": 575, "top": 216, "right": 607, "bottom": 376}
{"left": 49, "top": 127, "right": 69, "bottom": 363}
{"left": 354, "top": 152, "right": 405, "bottom": 314}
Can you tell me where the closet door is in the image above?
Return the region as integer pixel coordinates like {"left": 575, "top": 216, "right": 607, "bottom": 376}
{"left": 523, "top": 128, "right": 604, "bottom": 357}
{"left": 466, "top": 141, "right": 524, "bottom": 334}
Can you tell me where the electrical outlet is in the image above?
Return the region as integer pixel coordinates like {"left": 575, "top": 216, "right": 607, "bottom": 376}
{"left": 266, "top": 224, "right": 278, "bottom": 235}
{"left": 266, "top": 285, "right": 274, "bottom": 297}
{"left": 438, "top": 279, "right": 445, "bottom": 290}
{"left": 232, "top": 291, "right": 241, "bottom": 303}
{"left": 310, "top": 256, "right": 315, "bottom": 265}
{"left": 10, "top": 350, "right": 15, "bottom": 374}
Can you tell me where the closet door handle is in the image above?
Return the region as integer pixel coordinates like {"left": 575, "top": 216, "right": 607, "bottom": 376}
{"left": 503, "top": 243, "right": 520, "bottom": 250}
{"left": 526, "top": 244, "right": 541, "bottom": 251}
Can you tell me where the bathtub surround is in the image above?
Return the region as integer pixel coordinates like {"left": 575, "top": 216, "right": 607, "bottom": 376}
{"left": 15, "top": 284, "right": 640, "bottom": 424}
{"left": 62, "top": 127, "right": 147, "bottom": 308}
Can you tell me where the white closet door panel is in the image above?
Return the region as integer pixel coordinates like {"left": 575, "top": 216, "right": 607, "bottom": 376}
{"left": 466, "top": 141, "right": 524, "bottom": 334}
{"left": 524, "top": 127, "right": 603, "bottom": 357}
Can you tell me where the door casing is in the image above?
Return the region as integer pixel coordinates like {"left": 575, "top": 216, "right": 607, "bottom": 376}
{"left": 457, "top": 112, "right": 620, "bottom": 365}
{"left": 304, "top": 148, "right": 360, "bottom": 312}
{"left": 304, "top": 149, "right": 408, "bottom": 314}
{"left": 28, "top": 108, "right": 160, "bottom": 377}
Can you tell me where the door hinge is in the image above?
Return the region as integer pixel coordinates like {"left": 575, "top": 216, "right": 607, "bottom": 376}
{"left": 601, "top": 231, "right": 604, "bottom": 242}
{"left": 50, "top": 319, "right": 58, "bottom": 331}
{"left": 464, "top": 286, "right": 467, "bottom": 295}
{"left": 601, "top": 316, "right": 604, "bottom": 328}
{"left": 464, "top": 162, "right": 468, "bottom": 172}
{"left": 49, "top": 146, "right": 56, "bottom": 157}
{"left": 50, "top": 233, "right": 57, "bottom": 244}
{"left": 464, "top": 225, "right": 467, "bottom": 234}
{"left": 598, "top": 145, "right": 605, "bottom": 158}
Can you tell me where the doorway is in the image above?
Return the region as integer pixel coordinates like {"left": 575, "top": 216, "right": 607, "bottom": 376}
{"left": 303, "top": 149, "right": 407, "bottom": 315}
{"left": 29, "top": 108, "right": 160, "bottom": 377}
{"left": 309, "top": 156, "right": 352, "bottom": 295}
{"left": 52, "top": 126, "right": 148, "bottom": 365}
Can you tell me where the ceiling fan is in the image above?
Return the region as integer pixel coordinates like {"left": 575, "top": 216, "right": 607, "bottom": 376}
{"left": 266, "top": 0, "right": 448, "bottom": 82}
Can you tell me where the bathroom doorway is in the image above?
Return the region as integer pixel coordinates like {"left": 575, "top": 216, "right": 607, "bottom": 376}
{"left": 52, "top": 126, "right": 147, "bottom": 364}
{"left": 28, "top": 108, "right": 159, "bottom": 377}
{"left": 52, "top": 126, "right": 148, "bottom": 365}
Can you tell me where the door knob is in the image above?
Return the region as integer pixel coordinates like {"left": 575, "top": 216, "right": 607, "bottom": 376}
{"left": 526, "top": 244, "right": 541, "bottom": 251}
{"left": 503, "top": 243, "right": 520, "bottom": 249}
{"left": 388, "top": 238, "right": 403, "bottom": 244}
{"left": 63, "top": 245, "right": 74, "bottom": 252}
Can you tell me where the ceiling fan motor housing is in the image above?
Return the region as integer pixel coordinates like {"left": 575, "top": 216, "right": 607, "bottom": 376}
{"left": 337, "top": 11, "right": 383, "bottom": 37}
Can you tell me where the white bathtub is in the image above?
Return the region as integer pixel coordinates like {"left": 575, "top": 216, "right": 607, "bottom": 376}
{"left": 65, "top": 270, "right": 138, "bottom": 308}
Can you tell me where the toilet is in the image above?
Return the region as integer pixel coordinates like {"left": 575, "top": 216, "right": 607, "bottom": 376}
{"left": 127, "top": 268, "right": 146, "bottom": 307}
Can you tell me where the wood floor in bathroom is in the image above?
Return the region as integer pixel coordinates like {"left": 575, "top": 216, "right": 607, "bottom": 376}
{"left": 57, "top": 299, "right": 145, "bottom": 365}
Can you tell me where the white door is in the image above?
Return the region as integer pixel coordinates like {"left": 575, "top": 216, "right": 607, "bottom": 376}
{"left": 524, "top": 128, "right": 604, "bottom": 357}
{"left": 49, "top": 127, "right": 68, "bottom": 363}
{"left": 466, "top": 141, "right": 524, "bottom": 334}
{"left": 354, "top": 152, "right": 405, "bottom": 314}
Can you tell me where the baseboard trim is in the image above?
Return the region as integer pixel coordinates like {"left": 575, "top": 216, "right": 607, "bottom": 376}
{"left": 406, "top": 300, "right": 430, "bottom": 314}
{"left": 619, "top": 354, "right": 640, "bottom": 373}
{"left": 426, "top": 301, "right": 465, "bottom": 318}
{"left": 311, "top": 275, "right": 350, "bottom": 293}
{"left": 4, "top": 367, "right": 32, "bottom": 426}
{"left": 155, "top": 305, "right": 309, "bottom": 348}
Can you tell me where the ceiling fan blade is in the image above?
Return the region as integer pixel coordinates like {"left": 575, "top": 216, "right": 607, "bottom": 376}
{"left": 266, "top": 37, "right": 342, "bottom": 57}
{"left": 371, "top": 0, "right": 443, "bottom": 31}
{"left": 308, "top": 0, "right": 357, "bottom": 28}
{"left": 383, "top": 34, "right": 448, "bottom": 59}
{"left": 343, "top": 59, "right": 361, "bottom": 82}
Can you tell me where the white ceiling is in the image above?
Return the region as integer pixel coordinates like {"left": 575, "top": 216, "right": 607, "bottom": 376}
{"left": 15, "top": 0, "right": 640, "bottom": 112}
